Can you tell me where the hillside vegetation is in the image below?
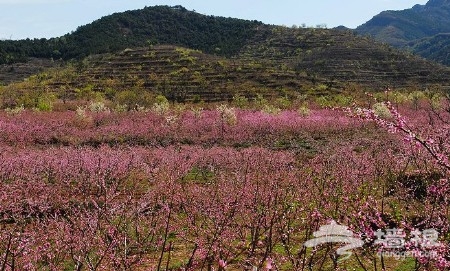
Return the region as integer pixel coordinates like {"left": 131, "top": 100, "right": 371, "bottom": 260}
{"left": 0, "top": 45, "right": 320, "bottom": 107}
{"left": 0, "top": 5, "right": 261, "bottom": 64}
{"left": 239, "top": 25, "right": 450, "bottom": 89}
{"left": 1, "top": 5, "right": 450, "bottom": 106}
{"left": 412, "top": 33, "right": 450, "bottom": 66}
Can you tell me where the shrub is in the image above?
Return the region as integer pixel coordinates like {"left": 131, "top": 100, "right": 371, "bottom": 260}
{"left": 5, "top": 104, "right": 25, "bottom": 115}
{"left": 315, "top": 96, "right": 333, "bottom": 108}
{"left": 333, "top": 94, "right": 353, "bottom": 107}
{"left": 191, "top": 107, "right": 203, "bottom": 118}
{"left": 35, "top": 93, "right": 56, "bottom": 112}
{"left": 216, "top": 104, "right": 237, "bottom": 126}
{"left": 73, "top": 106, "right": 93, "bottom": 128}
{"left": 114, "top": 104, "right": 128, "bottom": 113}
{"left": 372, "top": 102, "right": 392, "bottom": 119}
{"left": 115, "top": 90, "right": 153, "bottom": 110}
{"left": 155, "top": 95, "right": 169, "bottom": 105}
{"left": 192, "top": 94, "right": 202, "bottom": 103}
{"left": 254, "top": 93, "right": 268, "bottom": 109}
{"left": 262, "top": 104, "right": 281, "bottom": 115}
{"left": 232, "top": 94, "right": 249, "bottom": 108}
{"left": 152, "top": 95, "right": 170, "bottom": 115}
{"left": 298, "top": 104, "right": 311, "bottom": 117}
{"left": 88, "top": 101, "right": 110, "bottom": 113}
{"left": 276, "top": 96, "right": 291, "bottom": 109}
{"left": 408, "top": 91, "right": 426, "bottom": 109}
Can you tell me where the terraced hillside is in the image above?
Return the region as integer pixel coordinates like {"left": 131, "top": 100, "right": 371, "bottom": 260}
{"left": 42, "top": 45, "right": 319, "bottom": 102}
{"left": 5, "top": 27, "right": 450, "bottom": 106}
{"left": 3, "top": 6, "right": 450, "bottom": 105}
{"left": 0, "top": 58, "right": 61, "bottom": 85}
{"left": 239, "top": 26, "right": 450, "bottom": 90}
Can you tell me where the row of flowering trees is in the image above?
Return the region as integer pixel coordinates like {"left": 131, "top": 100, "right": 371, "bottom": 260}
{"left": 0, "top": 107, "right": 360, "bottom": 147}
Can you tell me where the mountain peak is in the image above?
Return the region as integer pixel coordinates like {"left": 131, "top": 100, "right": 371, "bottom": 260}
{"left": 426, "top": 0, "right": 450, "bottom": 7}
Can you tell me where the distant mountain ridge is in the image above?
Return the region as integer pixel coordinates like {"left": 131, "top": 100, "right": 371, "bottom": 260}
{"left": 426, "top": 0, "right": 450, "bottom": 7}
{"left": 356, "top": 0, "right": 450, "bottom": 65}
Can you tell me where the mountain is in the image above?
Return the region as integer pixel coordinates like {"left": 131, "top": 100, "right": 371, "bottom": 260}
{"left": 4, "top": 26, "right": 450, "bottom": 104}
{"left": 410, "top": 33, "right": 450, "bottom": 65}
{"left": 1, "top": 5, "right": 450, "bottom": 104}
{"left": 356, "top": 0, "right": 450, "bottom": 46}
{"left": 356, "top": 0, "right": 450, "bottom": 65}
{"left": 0, "top": 5, "right": 262, "bottom": 64}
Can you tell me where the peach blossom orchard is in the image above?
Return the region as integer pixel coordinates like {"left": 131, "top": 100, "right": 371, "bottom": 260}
{"left": 0, "top": 99, "right": 448, "bottom": 270}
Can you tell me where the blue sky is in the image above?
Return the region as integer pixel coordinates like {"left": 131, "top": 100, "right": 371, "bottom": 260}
{"left": 1, "top": 0, "right": 428, "bottom": 40}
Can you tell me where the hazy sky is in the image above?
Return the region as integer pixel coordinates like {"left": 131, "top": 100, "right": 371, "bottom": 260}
{"left": 1, "top": 0, "right": 429, "bottom": 40}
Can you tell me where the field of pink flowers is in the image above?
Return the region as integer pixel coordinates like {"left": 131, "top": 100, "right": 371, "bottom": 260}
{"left": 0, "top": 102, "right": 448, "bottom": 270}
